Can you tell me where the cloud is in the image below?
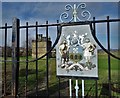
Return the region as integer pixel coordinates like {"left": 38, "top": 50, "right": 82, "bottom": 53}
{"left": 2, "top": 2, "right": 66, "bottom": 24}
{"left": 2, "top": 2, "right": 119, "bottom": 24}
{"left": 1, "top": 2, "right": 119, "bottom": 49}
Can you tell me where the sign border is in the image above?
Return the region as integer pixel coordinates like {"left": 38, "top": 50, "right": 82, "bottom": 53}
{"left": 56, "top": 22, "right": 98, "bottom": 80}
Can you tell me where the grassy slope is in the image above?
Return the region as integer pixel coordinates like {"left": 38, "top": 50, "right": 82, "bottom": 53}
{"left": 2, "top": 51, "right": 120, "bottom": 96}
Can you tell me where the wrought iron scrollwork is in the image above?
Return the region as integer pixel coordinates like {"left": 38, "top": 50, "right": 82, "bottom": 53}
{"left": 60, "top": 4, "right": 73, "bottom": 22}
{"left": 77, "top": 3, "right": 91, "bottom": 21}
{"left": 60, "top": 3, "right": 91, "bottom": 22}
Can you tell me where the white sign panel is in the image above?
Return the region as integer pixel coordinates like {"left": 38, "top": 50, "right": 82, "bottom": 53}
{"left": 56, "top": 23, "right": 98, "bottom": 79}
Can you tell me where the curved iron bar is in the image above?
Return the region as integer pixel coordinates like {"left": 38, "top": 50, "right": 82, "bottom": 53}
{"left": 90, "top": 24, "right": 120, "bottom": 60}
{"left": 65, "top": 4, "right": 73, "bottom": 11}
{"left": 77, "top": 3, "right": 86, "bottom": 9}
{"left": 1, "top": 19, "right": 120, "bottom": 29}
{"left": 60, "top": 22, "right": 120, "bottom": 60}
{"left": 23, "top": 25, "right": 61, "bottom": 62}
{"left": 60, "top": 12, "right": 73, "bottom": 23}
{"left": 80, "top": 10, "right": 91, "bottom": 20}
{"left": 0, "top": 19, "right": 120, "bottom": 63}
{"left": 0, "top": 25, "right": 61, "bottom": 63}
{"left": 60, "top": 3, "right": 91, "bottom": 22}
{"left": 77, "top": 3, "right": 91, "bottom": 21}
{"left": 60, "top": 4, "right": 73, "bottom": 22}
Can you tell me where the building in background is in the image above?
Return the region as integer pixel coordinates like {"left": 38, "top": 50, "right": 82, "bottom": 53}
{"left": 32, "top": 34, "right": 52, "bottom": 58}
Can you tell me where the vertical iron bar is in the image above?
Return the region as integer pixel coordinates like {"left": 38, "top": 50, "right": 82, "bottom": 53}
{"left": 15, "top": 19, "right": 20, "bottom": 97}
{"left": 46, "top": 21, "right": 49, "bottom": 97}
{"left": 118, "top": 2, "right": 120, "bottom": 94}
{"left": 93, "top": 17, "right": 98, "bottom": 98}
{"left": 58, "top": 78, "right": 60, "bottom": 98}
{"left": 25, "top": 22, "right": 28, "bottom": 97}
{"left": 35, "top": 21, "right": 38, "bottom": 96}
{"left": 11, "top": 17, "right": 20, "bottom": 97}
{"left": 93, "top": 17, "right": 96, "bottom": 36}
{"left": 4, "top": 23, "right": 7, "bottom": 96}
{"left": 57, "top": 20, "right": 61, "bottom": 98}
{"left": 107, "top": 16, "right": 111, "bottom": 98}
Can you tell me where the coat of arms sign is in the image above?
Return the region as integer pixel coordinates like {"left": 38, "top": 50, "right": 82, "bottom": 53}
{"left": 56, "top": 23, "right": 98, "bottom": 79}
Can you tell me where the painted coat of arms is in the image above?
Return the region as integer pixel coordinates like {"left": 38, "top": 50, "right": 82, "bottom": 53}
{"left": 56, "top": 24, "right": 98, "bottom": 79}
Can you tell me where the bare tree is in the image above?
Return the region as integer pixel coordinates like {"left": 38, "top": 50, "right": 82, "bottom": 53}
{"left": 21, "top": 34, "right": 33, "bottom": 56}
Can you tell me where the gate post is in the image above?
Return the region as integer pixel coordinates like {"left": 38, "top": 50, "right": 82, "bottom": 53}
{"left": 11, "top": 17, "right": 20, "bottom": 97}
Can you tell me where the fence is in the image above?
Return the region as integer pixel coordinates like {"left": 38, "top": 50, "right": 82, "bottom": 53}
{"left": 0, "top": 16, "right": 120, "bottom": 97}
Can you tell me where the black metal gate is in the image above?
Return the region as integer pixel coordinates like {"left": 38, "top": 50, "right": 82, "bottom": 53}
{"left": 0, "top": 16, "right": 120, "bottom": 97}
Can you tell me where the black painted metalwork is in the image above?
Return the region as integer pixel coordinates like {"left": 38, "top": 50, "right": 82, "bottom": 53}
{"left": 1, "top": 19, "right": 120, "bottom": 64}
{"left": 107, "top": 16, "right": 111, "bottom": 98}
{"left": 35, "top": 21, "right": 38, "bottom": 96}
{"left": 0, "top": 17, "right": 120, "bottom": 97}
{"left": 46, "top": 21, "right": 49, "bottom": 97}
{"left": 25, "top": 22, "right": 29, "bottom": 97}
{"left": 93, "top": 17, "right": 98, "bottom": 98}
{"left": 57, "top": 20, "right": 61, "bottom": 98}
{"left": 3, "top": 23, "right": 7, "bottom": 96}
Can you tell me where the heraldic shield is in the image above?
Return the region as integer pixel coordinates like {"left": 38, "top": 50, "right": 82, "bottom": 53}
{"left": 56, "top": 23, "right": 98, "bottom": 79}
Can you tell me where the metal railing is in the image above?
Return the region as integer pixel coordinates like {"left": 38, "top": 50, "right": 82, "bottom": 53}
{"left": 0, "top": 17, "right": 120, "bottom": 97}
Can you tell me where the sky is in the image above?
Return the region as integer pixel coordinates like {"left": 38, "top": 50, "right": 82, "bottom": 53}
{"left": 0, "top": 1, "right": 120, "bottom": 49}
{"left": 1, "top": 0, "right": 120, "bottom": 2}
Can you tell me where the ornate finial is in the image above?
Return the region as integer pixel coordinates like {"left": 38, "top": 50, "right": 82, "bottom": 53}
{"left": 60, "top": 3, "right": 91, "bottom": 22}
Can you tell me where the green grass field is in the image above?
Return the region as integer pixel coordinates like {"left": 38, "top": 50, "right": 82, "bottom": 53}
{"left": 2, "top": 51, "right": 120, "bottom": 97}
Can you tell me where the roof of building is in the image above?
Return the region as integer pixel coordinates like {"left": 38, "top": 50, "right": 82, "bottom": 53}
{"left": 32, "top": 34, "right": 51, "bottom": 42}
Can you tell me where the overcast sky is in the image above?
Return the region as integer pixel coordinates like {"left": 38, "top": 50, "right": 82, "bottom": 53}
{"left": 1, "top": 2, "right": 119, "bottom": 49}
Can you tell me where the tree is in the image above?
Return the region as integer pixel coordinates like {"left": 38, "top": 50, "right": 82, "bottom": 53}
{"left": 21, "top": 34, "right": 33, "bottom": 56}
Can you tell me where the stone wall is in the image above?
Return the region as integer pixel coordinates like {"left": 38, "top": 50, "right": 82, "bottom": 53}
{"left": 32, "top": 40, "right": 52, "bottom": 58}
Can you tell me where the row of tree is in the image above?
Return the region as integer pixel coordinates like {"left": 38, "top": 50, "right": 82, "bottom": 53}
{"left": 0, "top": 46, "right": 32, "bottom": 57}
